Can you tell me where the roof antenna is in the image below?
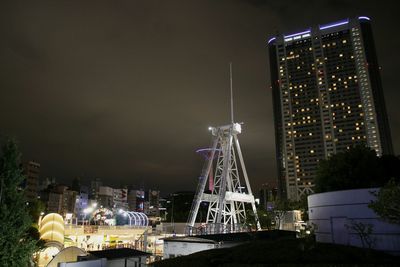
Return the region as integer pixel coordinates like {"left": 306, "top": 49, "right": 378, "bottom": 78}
{"left": 230, "top": 62, "right": 234, "bottom": 124}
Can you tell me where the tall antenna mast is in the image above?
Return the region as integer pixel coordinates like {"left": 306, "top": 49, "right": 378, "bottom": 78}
{"left": 230, "top": 62, "right": 234, "bottom": 124}
{"left": 186, "top": 63, "right": 261, "bottom": 235}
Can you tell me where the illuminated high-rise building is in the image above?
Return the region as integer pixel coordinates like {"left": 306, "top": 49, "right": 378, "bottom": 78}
{"left": 268, "top": 17, "right": 393, "bottom": 200}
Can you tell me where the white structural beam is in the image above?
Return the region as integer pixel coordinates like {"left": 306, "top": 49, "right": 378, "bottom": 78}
{"left": 186, "top": 122, "right": 260, "bottom": 235}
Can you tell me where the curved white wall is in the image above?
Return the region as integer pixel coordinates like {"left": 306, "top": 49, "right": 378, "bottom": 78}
{"left": 308, "top": 188, "right": 400, "bottom": 255}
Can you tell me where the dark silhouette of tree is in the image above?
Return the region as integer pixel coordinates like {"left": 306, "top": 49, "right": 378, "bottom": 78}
{"left": 0, "top": 139, "right": 38, "bottom": 266}
{"left": 377, "top": 155, "right": 400, "bottom": 182}
{"left": 315, "top": 145, "right": 396, "bottom": 193}
{"left": 245, "top": 208, "right": 274, "bottom": 230}
{"left": 27, "top": 198, "right": 46, "bottom": 223}
{"left": 369, "top": 179, "right": 400, "bottom": 225}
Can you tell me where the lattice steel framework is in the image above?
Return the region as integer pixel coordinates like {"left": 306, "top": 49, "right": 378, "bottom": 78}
{"left": 186, "top": 123, "right": 260, "bottom": 234}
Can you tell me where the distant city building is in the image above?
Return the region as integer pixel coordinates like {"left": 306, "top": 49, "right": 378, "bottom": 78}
{"left": 42, "top": 184, "right": 68, "bottom": 214}
{"left": 113, "top": 188, "right": 128, "bottom": 209}
{"left": 127, "top": 189, "right": 137, "bottom": 211}
{"left": 259, "top": 183, "right": 278, "bottom": 211}
{"left": 22, "top": 161, "right": 40, "bottom": 202}
{"left": 98, "top": 186, "right": 114, "bottom": 208}
{"left": 39, "top": 177, "right": 55, "bottom": 192}
{"left": 62, "top": 189, "right": 78, "bottom": 215}
{"left": 46, "top": 191, "right": 63, "bottom": 214}
{"left": 147, "top": 190, "right": 160, "bottom": 217}
{"left": 127, "top": 189, "right": 145, "bottom": 212}
{"left": 90, "top": 178, "right": 102, "bottom": 200}
{"left": 268, "top": 17, "right": 393, "bottom": 200}
{"left": 143, "top": 201, "right": 150, "bottom": 215}
{"left": 41, "top": 184, "right": 78, "bottom": 216}
{"left": 75, "top": 186, "right": 89, "bottom": 220}
{"left": 158, "top": 198, "right": 168, "bottom": 220}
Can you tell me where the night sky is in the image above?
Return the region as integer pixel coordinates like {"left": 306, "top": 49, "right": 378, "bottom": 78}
{"left": 0, "top": 0, "right": 399, "bottom": 194}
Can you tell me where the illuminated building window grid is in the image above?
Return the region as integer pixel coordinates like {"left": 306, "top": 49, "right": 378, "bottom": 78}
{"left": 277, "top": 45, "right": 297, "bottom": 198}
{"left": 279, "top": 38, "right": 324, "bottom": 193}
{"left": 270, "top": 18, "right": 392, "bottom": 200}
{"left": 312, "top": 34, "right": 337, "bottom": 159}
{"left": 279, "top": 27, "right": 376, "bottom": 198}
{"left": 321, "top": 30, "right": 368, "bottom": 151}
{"left": 351, "top": 26, "right": 382, "bottom": 155}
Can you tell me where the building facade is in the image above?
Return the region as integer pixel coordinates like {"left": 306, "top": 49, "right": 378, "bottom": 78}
{"left": 90, "top": 178, "right": 102, "bottom": 200}
{"left": 61, "top": 189, "right": 78, "bottom": 215}
{"left": 268, "top": 17, "right": 393, "bottom": 200}
{"left": 42, "top": 184, "right": 79, "bottom": 215}
{"left": 98, "top": 186, "right": 114, "bottom": 208}
{"left": 113, "top": 188, "right": 128, "bottom": 210}
{"left": 147, "top": 190, "right": 160, "bottom": 217}
{"left": 259, "top": 182, "right": 278, "bottom": 211}
{"left": 127, "top": 189, "right": 145, "bottom": 212}
{"left": 23, "top": 161, "right": 40, "bottom": 202}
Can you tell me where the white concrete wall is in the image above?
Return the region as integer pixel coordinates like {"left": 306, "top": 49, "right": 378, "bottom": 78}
{"left": 57, "top": 257, "right": 147, "bottom": 267}
{"left": 308, "top": 188, "right": 400, "bottom": 255}
{"left": 58, "top": 258, "right": 107, "bottom": 267}
{"left": 163, "top": 241, "right": 216, "bottom": 259}
{"left": 107, "top": 257, "right": 147, "bottom": 267}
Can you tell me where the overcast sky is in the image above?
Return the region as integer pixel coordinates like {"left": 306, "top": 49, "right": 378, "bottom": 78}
{"left": 0, "top": 0, "right": 399, "bottom": 194}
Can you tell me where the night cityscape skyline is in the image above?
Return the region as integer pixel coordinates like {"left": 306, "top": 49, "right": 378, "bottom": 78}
{"left": 1, "top": 2, "right": 400, "bottom": 266}
{"left": 1, "top": 0, "right": 399, "bottom": 195}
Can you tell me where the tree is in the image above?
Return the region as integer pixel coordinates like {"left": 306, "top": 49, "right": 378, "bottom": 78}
{"left": 0, "top": 139, "right": 38, "bottom": 266}
{"left": 315, "top": 145, "right": 395, "bottom": 193}
{"left": 289, "top": 195, "right": 309, "bottom": 221}
{"left": 27, "top": 198, "right": 46, "bottom": 223}
{"left": 345, "top": 220, "right": 376, "bottom": 249}
{"left": 369, "top": 179, "right": 400, "bottom": 225}
{"left": 273, "top": 199, "right": 293, "bottom": 230}
{"left": 244, "top": 208, "right": 274, "bottom": 230}
{"left": 272, "top": 198, "right": 309, "bottom": 230}
{"left": 256, "top": 209, "right": 274, "bottom": 230}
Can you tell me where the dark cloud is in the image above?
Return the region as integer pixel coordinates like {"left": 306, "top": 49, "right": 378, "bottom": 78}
{"left": 0, "top": 0, "right": 398, "bottom": 194}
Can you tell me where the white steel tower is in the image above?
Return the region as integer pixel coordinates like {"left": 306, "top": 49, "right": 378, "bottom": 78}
{"left": 186, "top": 64, "right": 260, "bottom": 235}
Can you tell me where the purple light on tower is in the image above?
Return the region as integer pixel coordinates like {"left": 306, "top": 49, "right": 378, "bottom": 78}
{"left": 358, "top": 16, "right": 371, "bottom": 21}
{"left": 284, "top": 29, "right": 311, "bottom": 39}
{"left": 267, "top": 37, "right": 276, "bottom": 44}
{"left": 196, "top": 148, "right": 220, "bottom": 192}
{"left": 319, "top": 19, "right": 349, "bottom": 30}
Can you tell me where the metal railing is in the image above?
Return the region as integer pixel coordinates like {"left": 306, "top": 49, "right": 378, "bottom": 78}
{"left": 186, "top": 223, "right": 249, "bottom": 236}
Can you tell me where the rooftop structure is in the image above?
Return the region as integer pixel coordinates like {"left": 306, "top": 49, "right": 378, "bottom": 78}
{"left": 23, "top": 160, "right": 40, "bottom": 202}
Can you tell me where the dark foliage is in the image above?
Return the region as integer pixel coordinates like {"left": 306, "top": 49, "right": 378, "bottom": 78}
{"left": 369, "top": 178, "right": 400, "bottom": 225}
{"left": 315, "top": 145, "right": 398, "bottom": 193}
{"left": 0, "top": 139, "right": 38, "bottom": 266}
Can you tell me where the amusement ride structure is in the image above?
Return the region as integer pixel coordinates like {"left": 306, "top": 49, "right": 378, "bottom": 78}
{"left": 186, "top": 64, "right": 260, "bottom": 235}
